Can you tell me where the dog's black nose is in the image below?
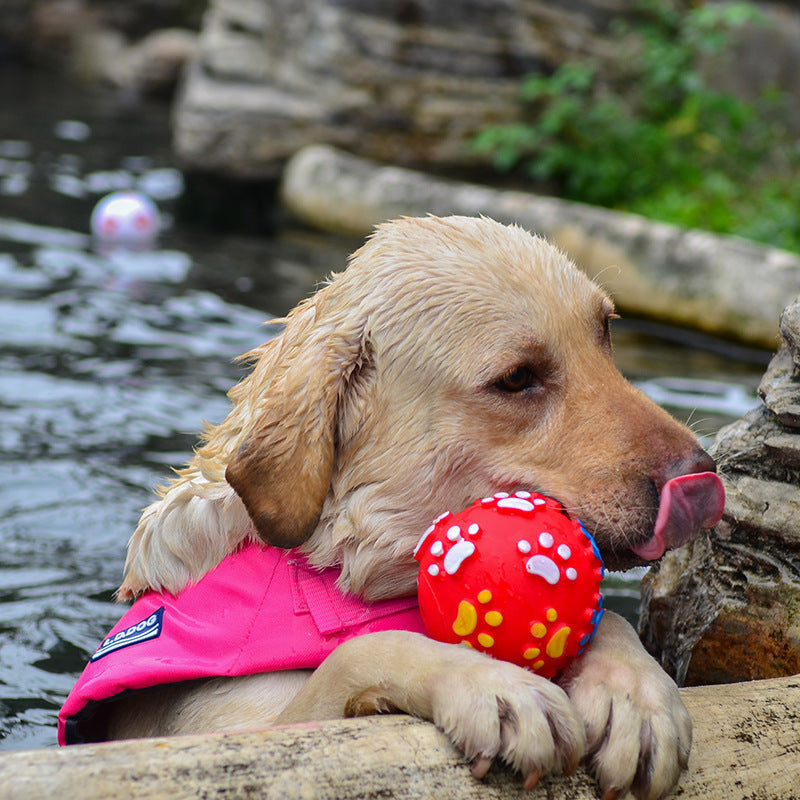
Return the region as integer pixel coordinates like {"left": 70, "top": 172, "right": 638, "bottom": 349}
{"left": 655, "top": 448, "right": 717, "bottom": 490}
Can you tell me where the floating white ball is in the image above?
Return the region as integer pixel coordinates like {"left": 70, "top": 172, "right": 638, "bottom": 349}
{"left": 90, "top": 191, "right": 160, "bottom": 248}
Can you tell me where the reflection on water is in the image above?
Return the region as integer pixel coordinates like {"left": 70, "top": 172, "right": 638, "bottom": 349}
{"left": 636, "top": 377, "right": 756, "bottom": 421}
{"left": 0, "top": 66, "right": 769, "bottom": 751}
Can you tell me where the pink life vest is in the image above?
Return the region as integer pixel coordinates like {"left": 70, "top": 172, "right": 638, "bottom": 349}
{"left": 58, "top": 541, "right": 425, "bottom": 745}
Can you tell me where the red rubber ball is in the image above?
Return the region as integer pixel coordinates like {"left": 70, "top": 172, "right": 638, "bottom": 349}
{"left": 415, "top": 492, "right": 604, "bottom": 679}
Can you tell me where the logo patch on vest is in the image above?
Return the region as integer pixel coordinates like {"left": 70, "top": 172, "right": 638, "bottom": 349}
{"left": 90, "top": 606, "right": 164, "bottom": 662}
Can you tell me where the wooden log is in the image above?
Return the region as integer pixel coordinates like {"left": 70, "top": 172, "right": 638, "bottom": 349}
{"left": 280, "top": 144, "right": 800, "bottom": 348}
{"left": 1, "top": 675, "right": 799, "bottom": 799}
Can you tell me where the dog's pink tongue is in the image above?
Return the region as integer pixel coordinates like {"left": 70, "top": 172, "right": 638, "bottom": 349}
{"left": 632, "top": 472, "right": 725, "bottom": 560}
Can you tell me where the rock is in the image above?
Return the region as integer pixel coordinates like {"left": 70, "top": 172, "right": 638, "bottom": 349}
{"left": 640, "top": 294, "right": 800, "bottom": 686}
{"left": 106, "top": 28, "right": 199, "bottom": 93}
{"left": 701, "top": 4, "right": 800, "bottom": 135}
{"left": 758, "top": 346, "right": 800, "bottom": 428}
{"left": 27, "top": 0, "right": 101, "bottom": 60}
{"left": 780, "top": 299, "right": 800, "bottom": 362}
{"left": 171, "top": 0, "right": 800, "bottom": 177}
{"left": 2, "top": 1, "right": 201, "bottom": 90}
{"left": 172, "top": 0, "right": 633, "bottom": 179}
{"left": 72, "top": 27, "right": 198, "bottom": 93}
{"left": 71, "top": 26, "right": 128, "bottom": 82}
{"left": 280, "top": 144, "right": 800, "bottom": 348}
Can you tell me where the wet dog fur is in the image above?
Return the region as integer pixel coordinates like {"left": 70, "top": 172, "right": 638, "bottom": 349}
{"left": 109, "top": 216, "right": 718, "bottom": 800}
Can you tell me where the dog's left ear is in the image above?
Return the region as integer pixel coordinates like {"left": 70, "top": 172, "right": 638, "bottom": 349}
{"left": 225, "top": 299, "right": 366, "bottom": 549}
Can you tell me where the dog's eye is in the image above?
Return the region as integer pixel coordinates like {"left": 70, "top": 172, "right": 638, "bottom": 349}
{"left": 600, "top": 303, "right": 618, "bottom": 352}
{"left": 495, "top": 366, "right": 539, "bottom": 393}
{"left": 602, "top": 316, "right": 612, "bottom": 346}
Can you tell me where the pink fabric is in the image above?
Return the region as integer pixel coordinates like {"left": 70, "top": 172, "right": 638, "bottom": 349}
{"left": 59, "top": 541, "right": 425, "bottom": 745}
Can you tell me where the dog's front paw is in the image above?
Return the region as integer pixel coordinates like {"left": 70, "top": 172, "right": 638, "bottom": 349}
{"left": 560, "top": 612, "right": 691, "bottom": 800}
{"left": 430, "top": 652, "right": 586, "bottom": 789}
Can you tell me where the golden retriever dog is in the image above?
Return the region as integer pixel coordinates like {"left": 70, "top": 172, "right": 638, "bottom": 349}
{"left": 106, "top": 216, "right": 725, "bottom": 800}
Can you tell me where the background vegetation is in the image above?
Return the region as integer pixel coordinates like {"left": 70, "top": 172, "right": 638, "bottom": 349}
{"left": 473, "top": 0, "right": 800, "bottom": 253}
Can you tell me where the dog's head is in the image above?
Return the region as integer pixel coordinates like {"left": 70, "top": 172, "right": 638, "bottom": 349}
{"left": 225, "top": 216, "right": 724, "bottom": 600}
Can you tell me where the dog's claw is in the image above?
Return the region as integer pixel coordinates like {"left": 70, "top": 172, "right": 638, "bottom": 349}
{"left": 471, "top": 756, "right": 493, "bottom": 780}
{"left": 523, "top": 769, "right": 540, "bottom": 791}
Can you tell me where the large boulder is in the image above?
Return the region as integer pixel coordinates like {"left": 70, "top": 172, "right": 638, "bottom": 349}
{"left": 640, "top": 295, "right": 800, "bottom": 685}
{"left": 172, "top": 0, "right": 800, "bottom": 178}
{"left": 172, "top": 0, "right": 633, "bottom": 179}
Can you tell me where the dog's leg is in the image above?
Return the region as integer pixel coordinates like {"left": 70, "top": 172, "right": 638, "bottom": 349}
{"left": 558, "top": 611, "right": 691, "bottom": 800}
{"left": 276, "top": 630, "right": 585, "bottom": 788}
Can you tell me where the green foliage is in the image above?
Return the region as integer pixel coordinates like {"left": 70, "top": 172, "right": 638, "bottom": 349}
{"left": 472, "top": 0, "right": 800, "bottom": 252}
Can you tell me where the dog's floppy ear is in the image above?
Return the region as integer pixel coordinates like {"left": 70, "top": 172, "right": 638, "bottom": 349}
{"left": 225, "top": 298, "right": 365, "bottom": 549}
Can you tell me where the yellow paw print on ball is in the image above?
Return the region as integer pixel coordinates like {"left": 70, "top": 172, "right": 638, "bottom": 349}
{"left": 451, "top": 589, "right": 505, "bottom": 650}
{"left": 452, "top": 600, "right": 477, "bottom": 636}
{"left": 524, "top": 609, "right": 572, "bottom": 672}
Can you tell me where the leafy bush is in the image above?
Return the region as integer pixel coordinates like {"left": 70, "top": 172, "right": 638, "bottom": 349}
{"left": 472, "top": 0, "right": 800, "bottom": 252}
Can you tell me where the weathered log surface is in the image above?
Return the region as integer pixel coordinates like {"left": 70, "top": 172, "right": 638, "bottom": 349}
{"left": 2, "top": 675, "right": 799, "bottom": 799}
{"left": 641, "top": 295, "right": 800, "bottom": 687}
{"left": 281, "top": 144, "right": 800, "bottom": 348}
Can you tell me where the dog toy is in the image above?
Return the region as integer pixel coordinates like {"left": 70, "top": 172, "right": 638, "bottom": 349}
{"left": 90, "top": 191, "right": 160, "bottom": 249}
{"left": 415, "top": 492, "right": 604, "bottom": 678}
